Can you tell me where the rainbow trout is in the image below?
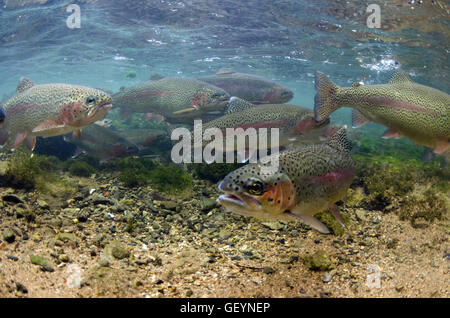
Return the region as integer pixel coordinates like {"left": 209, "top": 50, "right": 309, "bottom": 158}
{"left": 64, "top": 123, "right": 139, "bottom": 162}
{"left": 0, "top": 78, "right": 112, "bottom": 150}
{"left": 192, "top": 97, "right": 332, "bottom": 163}
{"left": 112, "top": 76, "right": 230, "bottom": 124}
{"left": 314, "top": 72, "right": 450, "bottom": 154}
{"left": 198, "top": 68, "right": 293, "bottom": 104}
{"left": 218, "top": 126, "right": 354, "bottom": 234}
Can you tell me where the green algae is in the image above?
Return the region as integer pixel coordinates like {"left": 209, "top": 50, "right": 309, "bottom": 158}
{"left": 117, "top": 157, "right": 192, "bottom": 193}
{"left": 302, "top": 250, "right": 335, "bottom": 271}
{"left": 0, "top": 151, "right": 61, "bottom": 190}
{"left": 66, "top": 160, "right": 96, "bottom": 177}
{"left": 125, "top": 70, "right": 137, "bottom": 78}
{"left": 397, "top": 188, "right": 448, "bottom": 228}
{"left": 315, "top": 209, "right": 350, "bottom": 236}
{"left": 190, "top": 162, "right": 244, "bottom": 183}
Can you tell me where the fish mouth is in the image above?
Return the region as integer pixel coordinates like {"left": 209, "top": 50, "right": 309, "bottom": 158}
{"left": 218, "top": 192, "right": 262, "bottom": 210}
{"left": 88, "top": 102, "right": 113, "bottom": 118}
{"left": 218, "top": 181, "right": 262, "bottom": 210}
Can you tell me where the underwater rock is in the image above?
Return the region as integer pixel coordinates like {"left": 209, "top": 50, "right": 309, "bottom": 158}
{"left": 2, "top": 228, "right": 16, "bottom": 243}
{"left": 199, "top": 197, "right": 219, "bottom": 212}
{"left": 2, "top": 194, "right": 24, "bottom": 204}
{"left": 263, "top": 266, "right": 275, "bottom": 275}
{"left": 30, "top": 255, "right": 54, "bottom": 272}
{"left": 261, "top": 221, "right": 285, "bottom": 231}
{"left": 104, "top": 241, "right": 130, "bottom": 260}
{"left": 303, "top": 250, "right": 335, "bottom": 271}
{"left": 55, "top": 232, "right": 79, "bottom": 246}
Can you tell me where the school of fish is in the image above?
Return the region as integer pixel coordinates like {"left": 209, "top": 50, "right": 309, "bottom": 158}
{"left": 0, "top": 68, "right": 448, "bottom": 234}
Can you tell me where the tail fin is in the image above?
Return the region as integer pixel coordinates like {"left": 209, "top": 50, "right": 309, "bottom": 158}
{"left": 314, "top": 72, "right": 340, "bottom": 123}
{"left": 327, "top": 125, "right": 352, "bottom": 153}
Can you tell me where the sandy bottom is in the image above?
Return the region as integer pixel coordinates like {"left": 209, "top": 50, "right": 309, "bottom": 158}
{"left": 0, "top": 175, "right": 448, "bottom": 299}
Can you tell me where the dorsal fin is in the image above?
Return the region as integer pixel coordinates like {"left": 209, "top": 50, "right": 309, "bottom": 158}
{"left": 226, "top": 97, "right": 256, "bottom": 114}
{"left": 327, "top": 125, "right": 352, "bottom": 152}
{"left": 389, "top": 72, "right": 412, "bottom": 85}
{"left": 150, "top": 72, "right": 165, "bottom": 81}
{"left": 216, "top": 68, "right": 236, "bottom": 75}
{"left": 16, "top": 77, "right": 34, "bottom": 93}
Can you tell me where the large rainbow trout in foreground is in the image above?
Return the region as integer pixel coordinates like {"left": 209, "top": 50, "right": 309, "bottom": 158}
{"left": 112, "top": 77, "right": 230, "bottom": 124}
{"left": 314, "top": 72, "right": 450, "bottom": 154}
{"left": 218, "top": 126, "right": 354, "bottom": 234}
{"left": 0, "top": 78, "right": 112, "bottom": 150}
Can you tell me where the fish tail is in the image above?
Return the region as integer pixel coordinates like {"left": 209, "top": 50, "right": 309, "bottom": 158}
{"left": 314, "top": 72, "right": 341, "bottom": 123}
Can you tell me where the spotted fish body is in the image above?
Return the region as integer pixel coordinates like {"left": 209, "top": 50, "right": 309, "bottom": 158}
{"left": 198, "top": 69, "right": 293, "bottom": 104}
{"left": 218, "top": 127, "right": 354, "bottom": 234}
{"left": 64, "top": 123, "right": 139, "bottom": 162}
{"left": 112, "top": 77, "right": 230, "bottom": 124}
{"left": 314, "top": 72, "right": 450, "bottom": 154}
{"left": 0, "top": 78, "right": 112, "bottom": 150}
{"left": 193, "top": 99, "right": 332, "bottom": 160}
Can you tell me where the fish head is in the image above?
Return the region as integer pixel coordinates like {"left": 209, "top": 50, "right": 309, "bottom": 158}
{"left": 192, "top": 86, "right": 230, "bottom": 113}
{"left": 110, "top": 142, "right": 139, "bottom": 157}
{"left": 61, "top": 88, "right": 113, "bottom": 127}
{"left": 218, "top": 163, "right": 296, "bottom": 219}
{"left": 263, "top": 86, "right": 293, "bottom": 104}
{"left": 291, "top": 115, "right": 332, "bottom": 141}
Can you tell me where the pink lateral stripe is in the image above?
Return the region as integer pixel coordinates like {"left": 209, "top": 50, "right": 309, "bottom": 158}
{"left": 7, "top": 104, "right": 39, "bottom": 116}
{"left": 308, "top": 169, "right": 354, "bottom": 184}
{"left": 224, "top": 120, "right": 292, "bottom": 134}
{"left": 132, "top": 91, "right": 173, "bottom": 99}
{"left": 366, "top": 97, "right": 439, "bottom": 115}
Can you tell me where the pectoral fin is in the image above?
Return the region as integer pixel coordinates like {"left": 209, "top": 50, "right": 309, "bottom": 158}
{"left": 11, "top": 131, "right": 28, "bottom": 149}
{"left": 32, "top": 120, "right": 67, "bottom": 136}
{"left": 329, "top": 204, "right": 345, "bottom": 228}
{"left": 287, "top": 208, "right": 331, "bottom": 234}
{"left": 433, "top": 139, "right": 450, "bottom": 155}
{"left": 173, "top": 107, "right": 197, "bottom": 115}
{"left": 352, "top": 109, "right": 370, "bottom": 128}
{"left": 382, "top": 128, "right": 403, "bottom": 139}
{"left": 72, "top": 129, "right": 82, "bottom": 140}
{"left": 24, "top": 136, "right": 37, "bottom": 151}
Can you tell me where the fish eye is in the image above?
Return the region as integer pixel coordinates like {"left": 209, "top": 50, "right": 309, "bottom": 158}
{"left": 86, "top": 96, "right": 96, "bottom": 105}
{"left": 246, "top": 179, "right": 265, "bottom": 196}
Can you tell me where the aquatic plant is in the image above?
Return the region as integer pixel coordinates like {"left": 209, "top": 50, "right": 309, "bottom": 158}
{"left": 63, "top": 155, "right": 100, "bottom": 177}
{"left": 397, "top": 188, "right": 448, "bottom": 228}
{"left": 117, "top": 157, "right": 192, "bottom": 193}
{"left": 315, "top": 209, "right": 350, "bottom": 236}
{"left": 67, "top": 161, "right": 96, "bottom": 177}
{"left": 1, "top": 151, "right": 61, "bottom": 190}
{"left": 126, "top": 70, "right": 137, "bottom": 78}
{"left": 190, "top": 162, "right": 244, "bottom": 183}
{"left": 148, "top": 164, "right": 192, "bottom": 193}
